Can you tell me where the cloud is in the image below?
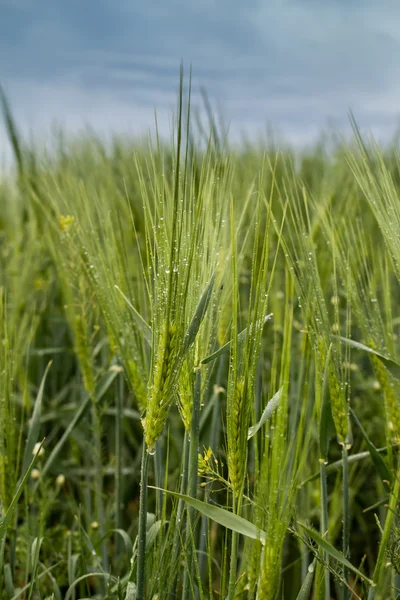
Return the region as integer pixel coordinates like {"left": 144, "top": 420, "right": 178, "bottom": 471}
{"left": 1, "top": 0, "right": 400, "bottom": 167}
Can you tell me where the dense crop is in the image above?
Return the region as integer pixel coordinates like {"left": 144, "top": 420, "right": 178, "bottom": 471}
{"left": 2, "top": 80, "right": 400, "bottom": 599}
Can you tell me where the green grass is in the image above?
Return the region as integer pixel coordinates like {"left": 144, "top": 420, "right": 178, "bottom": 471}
{"left": 3, "top": 80, "right": 400, "bottom": 599}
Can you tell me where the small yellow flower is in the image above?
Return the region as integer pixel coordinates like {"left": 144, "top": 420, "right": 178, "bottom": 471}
{"left": 59, "top": 215, "right": 75, "bottom": 233}
{"left": 198, "top": 447, "right": 219, "bottom": 480}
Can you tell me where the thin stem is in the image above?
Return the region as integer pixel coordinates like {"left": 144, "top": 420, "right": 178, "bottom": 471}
{"left": 342, "top": 445, "right": 349, "bottom": 600}
{"left": 154, "top": 436, "right": 164, "bottom": 513}
{"left": 91, "top": 400, "right": 108, "bottom": 574}
{"left": 320, "top": 460, "right": 330, "bottom": 600}
{"left": 168, "top": 429, "right": 190, "bottom": 598}
{"left": 198, "top": 354, "right": 225, "bottom": 577}
{"left": 0, "top": 536, "right": 5, "bottom": 598}
{"left": 136, "top": 443, "right": 150, "bottom": 600}
{"left": 115, "top": 374, "right": 123, "bottom": 556}
{"left": 227, "top": 496, "right": 239, "bottom": 600}
{"left": 182, "top": 369, "right": 202, "bottom": 600}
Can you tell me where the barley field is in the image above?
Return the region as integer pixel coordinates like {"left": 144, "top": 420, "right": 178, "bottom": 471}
{"left": 2, "top": 80, "right": 400, "bottom": 600}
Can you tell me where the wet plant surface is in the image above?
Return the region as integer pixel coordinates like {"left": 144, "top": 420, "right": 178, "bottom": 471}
{"left": 2, "top": 85, "right": 400, "bottom": 599}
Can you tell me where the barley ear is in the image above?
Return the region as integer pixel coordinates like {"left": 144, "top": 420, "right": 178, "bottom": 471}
{"left": 143, "top": 323, "right": 178, "bottom": 453}
{"left": 178, "top": 358, "right": 194, "bottom": 432}
{"left": 328, "top": 360, "right": 350, "bottom": 448}
{"left": 228, "top": 376, "right": 247, "bottom": 498}
{"left": 370, "top": 350, "right": 400, "bottom": 445}
{"left": 75, "top": 314, "right": 95, "bottom": 399}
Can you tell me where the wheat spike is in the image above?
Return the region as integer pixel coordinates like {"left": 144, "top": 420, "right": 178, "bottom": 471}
{"left": 143, "top": 323, "right": 178, "bottom": 452}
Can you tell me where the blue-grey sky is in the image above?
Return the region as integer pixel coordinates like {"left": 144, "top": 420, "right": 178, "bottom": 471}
{"left": 1, "top": 0, "right": 400, "bottom": 159}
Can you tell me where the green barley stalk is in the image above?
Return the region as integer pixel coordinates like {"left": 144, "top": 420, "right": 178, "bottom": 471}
{"left": 137, "top": 66, "right": 219, "bottom": 598}
{"left": 316, "top": 342, "right": 333, "bottom": 600}
{"left": 277, "top": 159, "right": 355, "bottom": 598}
{"left": 182, "top": 367, "right": 202, "bottom": 600}
{"left": 135, "top": 68, "right": 186, "bottom": 600}
{"left": 8, "top": 83, "right": 400, "bottom": 595}
{"left": 49, "top": 231, "right": 109, "bottom": 573}
{"left": 226, "top": 191, "right": 245, "bottom": 600}
{"left": 256, "top": 271, "right": 294, "bottom": 600}
{"left": 226, "top": 167, "right": 273, "bottom": 599}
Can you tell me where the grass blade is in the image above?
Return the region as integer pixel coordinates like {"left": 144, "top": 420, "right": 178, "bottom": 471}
{"left": 22, "top": 361, "right": 52, "bottom": 473}
{"left": 299, "top": 448, "right": 388, "bottom": 487}
{"left": 350, "top": 408, "right": 392, "bottom": 486}
{"left": 65, "top": 573, "right": 118, "bottom": 600}
{"left": 0, "top": 441, "right": 44, "bottom": 542}
{"left": 296, "top": 558, "right": 317, "bottom": 600}
{"left": 36, "top": 368, "right": 119, "bottom": 485}
{"left": 182, "top": 271, "right": 216, "bottom": 356}
{"left": 0, "top": 85, "right": 24, "bottom": 178}
{"left": 150, "top": 488, "right": 266, "bottom": 543}
{"left": 337, "top": 336, "right": 400, "bottom": 381}
{"left": 114, "top": 285, "right": 152, "bottom": 346}
{"left": 201, "top": 314, "right": 273, "bottom": 365}
{"left": 296, "top": 522, "right": 373, "bottom": 585}
{"left": 247, "top": 387, "right": 282, "bottom": 439}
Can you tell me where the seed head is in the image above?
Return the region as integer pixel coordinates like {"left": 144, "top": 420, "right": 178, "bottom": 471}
{"left": 125, "top": 359, "right": 147, "bottom": 412}
{"left": 328, "top": 361, "right": 350, "bottom": 447}
{"left": 75, "top": 314, "right": 95, "bottom": 398}
{"left": 178, "top": 358, "right": 194, "bottom": 432}
{"left": 227, "top": 377, "right": 247, "bottom": 497}
{"left": 143, "top": 323, "right": 178, "bottom": 452}
{"left": 370, "top": 351, "right": 400, "bottom": 445}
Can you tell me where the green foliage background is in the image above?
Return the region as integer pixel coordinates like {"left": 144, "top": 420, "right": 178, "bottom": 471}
{"left": 2, "top": 84, "right": 400, "bottom": 599}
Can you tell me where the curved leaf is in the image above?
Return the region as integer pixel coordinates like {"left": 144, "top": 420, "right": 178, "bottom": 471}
{"left": 22, "top": 361, "right": 52, "bottom": 473}
{"left": 350, "top": 408, "right": 392, "bottom": 486}
{"left": 65, "top": 573, "right": 118, "bottom": 600}
{"left": 150, "top": 487, "right": 266, "bottom": 543}
{"left": 0, "top": 441, "right": 44, "bottom": 542}
{"left": 337, "top": 336, "right": 400, "bottom": 381}
{"left": 182, "top": 271, "right": 216, "bottom": 356}
{"left": 248, "top": 387, "right": 282, "bottom": 439}
{"left": 201, "top": 313, "right": 273, "bottom": 365}
{"left": 297, "top": 522, "right": 373, "bottom": 585}
{"left": 114, "top": 285, "right": 152, "bottom": 346}
{"left": 296, "top": 558, "right": 317, "bottom": 600}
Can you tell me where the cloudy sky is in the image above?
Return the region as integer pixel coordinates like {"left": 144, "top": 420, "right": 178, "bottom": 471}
{"left": 1, "top": 0, "right": 400, "bottom": 159}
